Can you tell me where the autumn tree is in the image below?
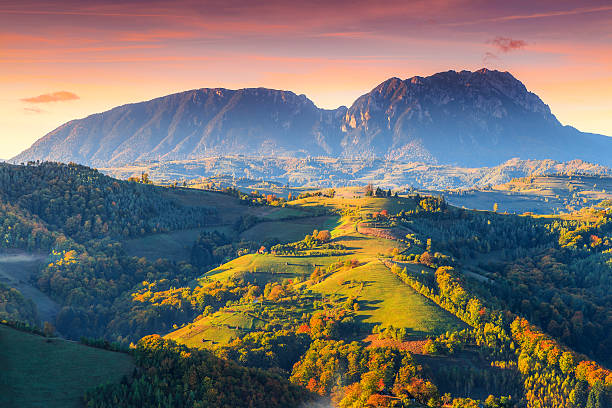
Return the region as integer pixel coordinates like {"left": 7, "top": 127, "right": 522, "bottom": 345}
{"left": 316, "top": 230, "right": 332, "bottom": 242}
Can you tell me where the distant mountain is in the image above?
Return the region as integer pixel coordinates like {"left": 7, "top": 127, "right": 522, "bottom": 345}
{"left": 13, "top": 88, "right": 346, "bottom": 166}
{"left": 13, "top": 69, "right": 612, "bottom": 167}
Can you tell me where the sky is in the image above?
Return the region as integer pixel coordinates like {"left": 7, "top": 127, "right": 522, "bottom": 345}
{"left": 1, "top": 0, "right": 612, "bottom": 158}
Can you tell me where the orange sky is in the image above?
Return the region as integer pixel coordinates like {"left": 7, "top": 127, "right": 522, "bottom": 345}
{"left": 1, "top": 0, "right": 611, "bottom": 159}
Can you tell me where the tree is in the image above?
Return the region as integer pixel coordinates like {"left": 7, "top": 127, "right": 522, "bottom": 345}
{"left": 419, "top": 251, "right": 433, "bottom": 266}
{"left": 43, "top": 321, "right": 55, "bottom": 337}
{"left": 365, "top": 184, "right": 374, "bottom": 196}
{"left": 316, "top": 230, "right": 332, "bottom": 242}
{"left": 586, "top": 381, "right": 605, "bottom": 408}
{"left": 559, "top": 351, "right": 574, "bottom": 374}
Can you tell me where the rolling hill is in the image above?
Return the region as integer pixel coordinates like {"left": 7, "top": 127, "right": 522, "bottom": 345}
{"left": 101, "top": 156, "right": 612, "bottom": 191}
{"left": 0, "top": 324, "right": 133, "bottom": 408}
{"left": 1, "top": 163, "right": 611, "bottom": 406}
{"left": 13, "top": 69, "right": 612, "bottom": 168}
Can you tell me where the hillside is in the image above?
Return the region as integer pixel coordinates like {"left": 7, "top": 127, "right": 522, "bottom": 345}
{"left": 442, "top": 174, "right": 612, "bottom": 214}
{"left": 0, "top": 161, "right": 334, "bottom": 341}
{"left": 161, "top": 186, "right": 612, "bottom": 406}
{"left": 166, "top": 192, "right": 467, "bottom": 349}
{"left": 13, "top": 69, "right": 612, "bottom": 168}
{"left": 1, "top": 164, "right": 611, "bottom": 407}
{"left": 0, "top": 324, "right": 133, "bottom": 408}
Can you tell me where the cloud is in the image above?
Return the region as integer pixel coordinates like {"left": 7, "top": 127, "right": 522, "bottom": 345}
{"left": 489, "top": 36, "right": 527, "bottom": 53}
{"left": 24, "top": 107, "right": 45, "bottom": 113}
{"left": 490, "top": 5, "right": 612, "bottom": 23}
{"left": 21, "top": 91, "right": 80, "bottom": 103}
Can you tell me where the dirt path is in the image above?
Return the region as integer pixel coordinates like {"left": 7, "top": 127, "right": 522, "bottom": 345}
{"left": 0, "top": 251, "right": 60, "bottom": 323}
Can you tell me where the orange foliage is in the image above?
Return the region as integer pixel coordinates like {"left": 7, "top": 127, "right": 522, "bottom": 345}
{"left": 366, "top": 393, "right": 393, "bottom": 407}
{"left": 306, "top": 378, "right": 318, "bottom": 392}
{"left": 576, "top": 360, "right": 612, "bottom": 386}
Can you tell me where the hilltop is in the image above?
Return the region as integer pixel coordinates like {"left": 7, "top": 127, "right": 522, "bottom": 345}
{"left": 13, "top": 69, "right": 612, "bottom": 168}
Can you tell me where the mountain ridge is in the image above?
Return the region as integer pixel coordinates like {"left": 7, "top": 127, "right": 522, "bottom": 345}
{"left": 13, "top": 69, "right": 612, "bottom": 167}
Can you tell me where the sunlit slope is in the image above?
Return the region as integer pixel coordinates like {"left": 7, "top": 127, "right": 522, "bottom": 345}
{"left": 310, "top": 261, "right": 466, "bottom": 338}
{"left": 167, "top": 191, "right": 465, "bottom": 347}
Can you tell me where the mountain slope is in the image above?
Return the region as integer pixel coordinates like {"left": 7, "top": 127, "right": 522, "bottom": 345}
{"left": 14, "top": 88, "right": 346, "bottom": 166}
{"left": 340, "top": 69, "right": 611, "bottom": 165}
{"left": 13, "top": 69, "right": 612, "bottom": 167}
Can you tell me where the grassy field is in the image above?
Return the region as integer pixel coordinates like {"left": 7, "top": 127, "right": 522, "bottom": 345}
{"left": 0, "top": 324, "right": 133, "bottom": 408}
{"left": 166, "top": 304, "right": 268, "bottom": 348}
{"left": 203, "top": 253, "right": 352, "bottom": 283}
{"left": 257, "top": 206, "right": 312, "bottom": 220}
{"left": 167, "top": 191, "right": 468, "bottom": 348}
{"left": 239, "top": 215, "right": 340, "bottom": 242}
{"left": 291, "top": 187, "right": 418, "bottom": 215}
{"left": 311, "top": 261, "right": 466, "bottom": 338}
{"left": 123, "top": 225, "right": 235, "bottom": 261}
{"left": 123, "top": 185, "right": 332, "bottom": 262}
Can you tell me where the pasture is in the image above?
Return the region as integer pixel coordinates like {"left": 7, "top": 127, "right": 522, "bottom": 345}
{"left": 311, "top": 261, "right": 466, "bottom": 338}
{"left": 0, "top": 324, "right": 133, "bottom": 408}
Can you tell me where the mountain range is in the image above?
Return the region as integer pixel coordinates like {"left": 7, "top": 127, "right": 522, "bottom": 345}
{"left": 12, "top": 68, "right": 612, "bottom": 167}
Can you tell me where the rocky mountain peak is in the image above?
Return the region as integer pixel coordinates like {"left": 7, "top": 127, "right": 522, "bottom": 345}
{"left": 12, "top": 69, "right": 612, "bottom": 168}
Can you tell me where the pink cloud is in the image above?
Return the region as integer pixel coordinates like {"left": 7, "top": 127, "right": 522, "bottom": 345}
{"left": 21, "top": 91, "right": 79, "bottom": 103}
{"left": 489, "top": 36, "right": 527, "bottom": 53}
{"left": 23, "top": 106, "right": 45, "bottom": 113}
{"left": 491, "top": 5, "right": 612, "bottom": 23}
{"left": 116, "top": 29, "right": 212, "bottom": 42}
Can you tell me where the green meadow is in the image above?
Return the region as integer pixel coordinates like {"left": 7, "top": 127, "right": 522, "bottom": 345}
{"left": 169, "top": 189, "right": 465, "bottom": 347}
{"left": 0, "top": 324, "right": 133, "bottom": 408}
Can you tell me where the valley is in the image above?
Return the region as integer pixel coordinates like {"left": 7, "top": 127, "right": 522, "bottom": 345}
{"left": 4, "top": 2, "right": 612, "bottom": 406}
{"left": 442, "top": 174, "right": 612, "bottom": 215}
{"left": 0, "top": 251, "right": 59, "bottom": 323}
{"left": 0, "top": 162, "right": 610, "bottom": 407}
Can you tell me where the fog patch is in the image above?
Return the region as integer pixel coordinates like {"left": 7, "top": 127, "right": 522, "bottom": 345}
{"left": 0, "top": 253, "right": 46, "bottom": 263}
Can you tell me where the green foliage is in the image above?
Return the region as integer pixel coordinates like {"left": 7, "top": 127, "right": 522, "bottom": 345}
{"left": 372, "top": 324, "right": 408, "bottom": 342}
{"left": 84, "top": 335, "right": 311, "bottom": 408}
{"left": 0, "top": 283, "right": 38, "bottom": 325}
{"left": 271, "top": 229, "right": 346, "bottom": 255}
{"left": 0, "top": 162, "right": 214, "bottom": 243}
{"left": 291, "top": 339, "right": 439, "bottom": 406}
{"left": 216, "top": 329, "right": 311, "bottom": 372}
{"left": 190, "top": 231, "right": 258, "bottom": 268}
